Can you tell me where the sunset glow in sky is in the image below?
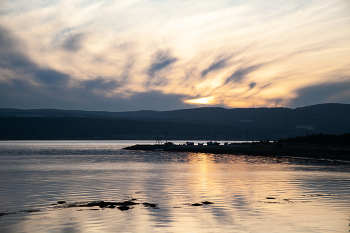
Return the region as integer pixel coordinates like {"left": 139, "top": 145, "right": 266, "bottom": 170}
{"left": 0, "top": 0, "right": 349, "bottom": 111}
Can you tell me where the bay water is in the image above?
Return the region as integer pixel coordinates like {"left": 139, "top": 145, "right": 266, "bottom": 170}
{"left": 0, "top": 141, "right": 349, "bottom": 232}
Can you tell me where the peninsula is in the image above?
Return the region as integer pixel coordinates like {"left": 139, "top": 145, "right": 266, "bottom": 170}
{"left": 124, "top": 133, "right": 350, "bottom": 162}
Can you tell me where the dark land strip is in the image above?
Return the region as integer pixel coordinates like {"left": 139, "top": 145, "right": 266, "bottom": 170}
{"left": 123, "top": 144, "right": 350, "bottom": 162}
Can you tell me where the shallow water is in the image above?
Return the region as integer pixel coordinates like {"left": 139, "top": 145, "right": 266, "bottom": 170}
{"left": 0, "top": 141, "right": 349, "bottom": 233}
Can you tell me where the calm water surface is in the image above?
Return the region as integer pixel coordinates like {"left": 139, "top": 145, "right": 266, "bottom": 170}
{"left": 0, "top": 141, "right": 349, "bottom": 233}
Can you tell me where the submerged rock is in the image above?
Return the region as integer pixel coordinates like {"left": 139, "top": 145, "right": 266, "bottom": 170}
{"left": 1, "top": 199, "right": 159, "bottom": 216}
{"left": 189, "top": 201, "right": 214, "bottom": 206}
{"left": 0, "top": 209, "right": 41, "bottom": 217}
{"left": 191, "top": 203, "right": 203, "bottom": 206}
{"left": 201, "top": 201, "right": 214, "bottom": 205}
{"left": 143, "top": 202, "right": 159, "bottom": 209}
{"left": 67, "top": 200, "right": 140, "bottom": 208}
{"left": 117, "top": 205, "right": 130, "bottom": 211}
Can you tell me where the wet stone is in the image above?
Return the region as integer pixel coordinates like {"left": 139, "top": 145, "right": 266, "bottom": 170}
{"left": 201, "top": 201, "right": 214, "bottom": 205}
{"left": 143, "top": 202, "right": 158, "bottom": 209}
{"left": 191, "top": 203, "right": 203, "bottom": 206}
{"left": 19, "top": 209, "right": 41, "bottom": 213}
{"left": 118, "top": 205, "right": 130, "bottom": 211}
{"left": 122, "top": 200, "right": 139, "bottom": 206}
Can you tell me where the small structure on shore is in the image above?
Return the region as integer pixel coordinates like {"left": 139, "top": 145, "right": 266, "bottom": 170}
{"left": 207, "top": 141, "right": 220, "bottom": 146}
{"left": 164, "top": 142, "right": 174, "bottom": 146}
{"left": 155, "top": 137, "right": 162, "bottom": 145}
{"left": 207, "top": 130, "right": 220, "bottom": 145}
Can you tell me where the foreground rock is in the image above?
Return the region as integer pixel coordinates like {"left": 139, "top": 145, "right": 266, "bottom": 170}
{"left": 0, "top": 199, "right": 215, "bottom": 217}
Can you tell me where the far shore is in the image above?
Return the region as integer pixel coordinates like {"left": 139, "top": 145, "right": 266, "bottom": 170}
{"left": 123, "top": 143, "right": 350, "bottom": 162}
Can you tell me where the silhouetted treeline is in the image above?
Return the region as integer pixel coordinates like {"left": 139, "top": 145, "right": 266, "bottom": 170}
{"left": 278, "top": 133, "right": 350, "bottom": 145}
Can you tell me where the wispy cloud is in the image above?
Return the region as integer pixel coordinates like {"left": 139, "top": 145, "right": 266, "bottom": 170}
{"left": 148, "top": 50, "right": 178, "bottom": 77}
{"left": 201, "top": 58, "right": 229, "bottom": 78}
{"left": 224, "top": 66, "right": 260, "bottom": 85}
{"left": 146, "top": 50, "right": 178, "bottom": 87}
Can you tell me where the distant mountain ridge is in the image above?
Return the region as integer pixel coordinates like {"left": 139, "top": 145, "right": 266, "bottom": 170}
{"left": 1, "top": 103, "right": 349, "bottom": 140}
{"left": 1, "top": 103, "right": 349, "bottom": 122}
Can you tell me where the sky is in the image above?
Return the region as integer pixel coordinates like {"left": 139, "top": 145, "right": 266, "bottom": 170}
{"left": 0, "top": 0, "right": 349, "bottom": 111}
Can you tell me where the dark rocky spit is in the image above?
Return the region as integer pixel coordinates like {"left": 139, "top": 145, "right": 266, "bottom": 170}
{"left": 123, "top": 144, "right": 350, "bottom": 161}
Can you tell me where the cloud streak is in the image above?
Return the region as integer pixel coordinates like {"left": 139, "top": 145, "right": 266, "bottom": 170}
{"left": 224, "top": 66, "right": 260, "bottom": 85}
{"left": 201, "top": 58, "right": 229, "bottom": 78}
{"left": 148, "top": 50, "right": 178, "bottom": 78}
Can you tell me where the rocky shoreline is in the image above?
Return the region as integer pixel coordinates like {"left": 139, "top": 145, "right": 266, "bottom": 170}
{"left": 123, "top": 144, "right": 350, "bottom": 162}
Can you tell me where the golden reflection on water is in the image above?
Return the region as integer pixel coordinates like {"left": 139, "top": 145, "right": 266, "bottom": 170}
{"left": 187, "top": 153, "right": 225, "bottom": 198}
{"left": 180, "top": 152, "right": 350, "bottom": 232}
{"left": 186, "top": 152, "right": 295, "bottom": 197}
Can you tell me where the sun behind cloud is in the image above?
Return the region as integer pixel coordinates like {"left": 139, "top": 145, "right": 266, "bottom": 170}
{"left": 184, "top": 97, "right": 215, "bottom": 105}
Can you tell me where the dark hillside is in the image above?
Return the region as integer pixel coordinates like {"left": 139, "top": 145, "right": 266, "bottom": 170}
{"left": 1, "top": 103, "right": 349, "bottom": 140}
{"left": 0, "top": 117, "right": 281, "bottom": 140}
